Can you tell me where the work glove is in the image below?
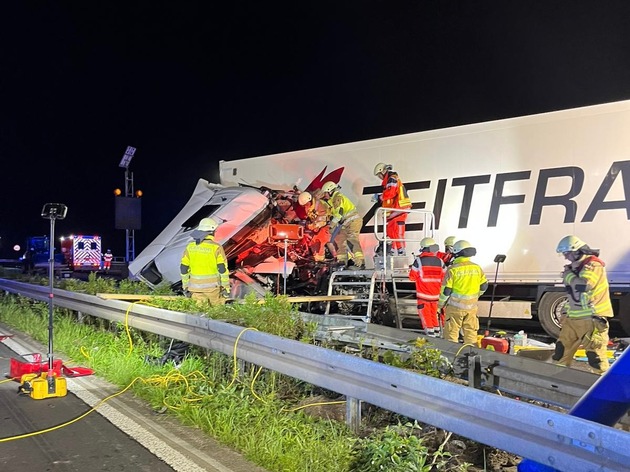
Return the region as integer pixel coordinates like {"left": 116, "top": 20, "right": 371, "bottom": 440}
{"left": 183, "top": 289, "right": 192, "bottom": 298}
{"left": 329, "top": 217, "right": 340, "bottom": 230}
{"left": 221, "top": 288, "right": 230, "bottom": 299}
{"left": 371, "top": 193, "right": 382, "bottom": 203}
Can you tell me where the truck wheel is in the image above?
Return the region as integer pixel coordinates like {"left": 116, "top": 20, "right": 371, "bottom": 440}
{"left": 538, "top": 292, "right": 567, "bottom": 338}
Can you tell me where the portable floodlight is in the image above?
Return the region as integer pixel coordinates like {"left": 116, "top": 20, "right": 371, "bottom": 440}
{"left": 268, "top": 224, "right": 304, "bottom": 295}
{"left": 19, "top": 203, "right": 69, "bottom": 399}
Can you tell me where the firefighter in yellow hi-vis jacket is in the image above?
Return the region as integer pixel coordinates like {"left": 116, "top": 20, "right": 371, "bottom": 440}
{"left": 552, "top": 235, "right": 613, "bottom": 374}
{"left": 438, "top": 240, "right": 488, "bottom": 345}
{"left": 180, "top": 217, "right": 230, "bottom": 305}
{"left": 320, "top": 181, "right": 365, "bottom": 269}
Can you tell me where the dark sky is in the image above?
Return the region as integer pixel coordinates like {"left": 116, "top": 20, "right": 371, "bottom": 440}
{"left": 2, "top": 2, "right": 630, "bottom": 258}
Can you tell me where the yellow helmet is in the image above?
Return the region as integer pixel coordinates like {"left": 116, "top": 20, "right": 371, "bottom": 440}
{"left": 321, "top": 181, "right": 339, "bottom": 194}
{"left": 556, "top": 235, "right": 587, "bottom": 253}
{"left": 298, "top": 191, "right": 312, "bottom": 206}
{"left": 420, "top": 237, "right": 436, "bottom": 248}
{"left": 453, "top": 240, "right": 475, "bottom": 256}
{"left": 198, "top": 217, "right": 219, "bottom": 232}
{"left": 444, "top": 236, "right": 456, "bottom": 247}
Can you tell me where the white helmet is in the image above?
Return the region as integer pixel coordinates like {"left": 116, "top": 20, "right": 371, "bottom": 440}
{"left": 298, "top": 191, "right": 312, "bottom": 206}
{"left": 198, "top": 217, "right": 219, "bottom": 232}
{"left": 321, "top": 181, "right": 338, "bottom": 194}
{"left": 373, "top": 162, "right": 392, "bottom": 178}
{"left": 556, "top": 235, "right": 587, "bottom": 253}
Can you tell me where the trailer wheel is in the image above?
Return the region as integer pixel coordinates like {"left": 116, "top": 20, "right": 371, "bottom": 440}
{"left": 538, "top": 292, "right": 567, "bottom": 338}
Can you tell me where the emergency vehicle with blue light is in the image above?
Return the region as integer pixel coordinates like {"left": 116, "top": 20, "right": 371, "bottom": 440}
{"left": 60, "top": 235, "right": 103, "bottom": 271}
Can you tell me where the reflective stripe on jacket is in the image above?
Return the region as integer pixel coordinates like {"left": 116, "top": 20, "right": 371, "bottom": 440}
{"left": 564, "top": 255, "right": 613, "bottom": 319}
{"left": 438, "top": 257, "right": 488, "bottom": 310}
{"left": 306, "top": 197, "right": 330, "bottom": 229}
{"left": 381, "top": 171, "right": 411, "bottom": 210}
{"left": 180, "top": 236, "right": 229, "bottom": 291}
{"left": 329, "top": 191, "right": 359, "bottom": 223}
{"left": 409, "top": 252, "right": 445, "bottom": 301}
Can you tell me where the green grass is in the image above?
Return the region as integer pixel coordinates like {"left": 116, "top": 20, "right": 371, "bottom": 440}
{"left": 0, "top": 275, "right": 474, "bottom": 471}
{"left": 0, "top": 294, "right": 353, "bottom": 471}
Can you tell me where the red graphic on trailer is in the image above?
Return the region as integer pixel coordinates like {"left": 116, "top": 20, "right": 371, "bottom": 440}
{"left": 294, "top": 166, "right": 344, "bottom": 220}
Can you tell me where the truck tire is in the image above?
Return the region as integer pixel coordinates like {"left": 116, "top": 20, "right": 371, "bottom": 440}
{"left": 538, "top": 291, "right": 568, "bottom": 338}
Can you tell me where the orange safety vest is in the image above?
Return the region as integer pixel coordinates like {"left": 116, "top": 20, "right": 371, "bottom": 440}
{"left": 381, "top": 171, "right": 411, "bottom": 210}
{"left": 409, "top": 252, "right": 445, "bottom": 301}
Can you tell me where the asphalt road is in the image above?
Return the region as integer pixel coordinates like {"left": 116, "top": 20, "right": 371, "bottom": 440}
{"left": 0, "top": 327, "right": 267, "bottom": 472}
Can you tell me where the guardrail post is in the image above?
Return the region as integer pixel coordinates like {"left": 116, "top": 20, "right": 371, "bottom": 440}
{"left": 468, "top": 354, "right": 482, "bottom": 389}
{"left": 345, "top": 396, "right": 361, "bottom": 433}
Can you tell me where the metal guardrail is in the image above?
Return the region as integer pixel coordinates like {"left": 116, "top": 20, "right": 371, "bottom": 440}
{"left": 304, "top": 313, "right": 606, "bottom": 409}
{"left": 1, "top": 279, "right": 629, "bottom": 472}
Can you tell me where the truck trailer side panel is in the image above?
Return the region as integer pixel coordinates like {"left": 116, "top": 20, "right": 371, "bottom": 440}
{"left": 219, "top": 100, "right": 630, "bottom": 335}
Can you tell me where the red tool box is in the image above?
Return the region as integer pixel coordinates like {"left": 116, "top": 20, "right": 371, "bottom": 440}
{"left": 480, "top": 336, "right": 510, "bottom": 354}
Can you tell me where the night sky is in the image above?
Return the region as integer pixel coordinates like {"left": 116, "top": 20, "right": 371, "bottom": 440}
{"left": 2, "top": 2, "right": 630, "bottom": 259}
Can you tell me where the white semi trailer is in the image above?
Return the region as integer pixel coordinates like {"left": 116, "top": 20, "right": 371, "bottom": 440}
{"left": 216, "top": 100, "right": 630, "bottom": 337}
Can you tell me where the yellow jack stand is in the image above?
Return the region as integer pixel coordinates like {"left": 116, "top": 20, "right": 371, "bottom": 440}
{"left": 19, "top": 370, "right": 67, "bottom": 399}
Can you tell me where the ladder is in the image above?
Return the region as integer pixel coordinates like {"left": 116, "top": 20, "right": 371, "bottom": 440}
{"left": 390, "top": 269, "right": 422, "bottom": 330}
{"left": 323, "top": 207, "right": 435, "bottom": 325}
{"left": 324, "top": 263, "right": 421, "bottom": 330}
{"left": 324, "top": 269, "right": 382, "bottom": 322}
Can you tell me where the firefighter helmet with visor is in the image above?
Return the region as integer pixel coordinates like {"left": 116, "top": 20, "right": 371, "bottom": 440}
{"left": 198, "top": 217, "right": 219, "bottom": 232}
{"left": 420, "top": 237, "right": 436, "bottom": 248}
{"left": 298, "top": 192, "right": 312, "bottom": 206}
{"left": 373, "top": 162, "right": 392, "bottom": 178}
{"left": 321, "top": 181, "right": 339, "bottom": 194}
{"left": 556, "top": 235, "right": 587, "bottom": 254}
{"left": 444, "top": 236, "right": 456, "bottom": 248}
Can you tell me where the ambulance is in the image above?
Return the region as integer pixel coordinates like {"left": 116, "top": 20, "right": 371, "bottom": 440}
{"left": 60, "top": 235, "right": 103, "bottom": 271}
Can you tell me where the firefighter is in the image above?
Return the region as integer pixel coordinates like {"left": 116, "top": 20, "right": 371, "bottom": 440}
{"left": 409, "top": 237, "right": 445, "bottom": 336}
{"left": 103, "top": 249, "right": 113, "bottom": 271}
{"left": 552, "top": 235, "right": 613, "bottom": 374}
{"left": 320, "top": 181, "right": 365, "bottom": 269}
{"left": 438, "top": 240, "right": 488, "bottom": 345}
{"left": 298, "top": 190, "right": 332, "bottom": 261}
{"left": 22, "top": 247, "right": 35, "bottom": 274}
{"left": 437, "top": 236, "right": 456, "bottom": 267}
{"left": 373, "top": 162, "right": 412, "bottom": 256}
{"left": 180, "top": 217, "right": 230, "bottom": 305}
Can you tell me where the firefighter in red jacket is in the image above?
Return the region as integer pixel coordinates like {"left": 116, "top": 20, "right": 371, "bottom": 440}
{"left": 409, "top": 237, "right": 446, "bottom": 336}
{"left": 373, "top": 163, "right": 412, "bottom": 256}
{"left": 437, "top": 236, "right": 456, "bottom": 267}
{"left": 103, "top": 249, "right": 113, "bottom": 271}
